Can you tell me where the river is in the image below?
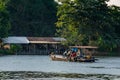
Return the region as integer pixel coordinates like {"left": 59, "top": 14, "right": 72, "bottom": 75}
{"left": 0, "top": 55, "right": 120, "bottom": 75}
{"left": 0, "top": 55, "right": 120, "bottom": 80}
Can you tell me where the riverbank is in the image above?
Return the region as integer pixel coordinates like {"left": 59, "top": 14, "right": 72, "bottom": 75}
{"left": 0, "top": 71, "right": 120, "bottom": 80}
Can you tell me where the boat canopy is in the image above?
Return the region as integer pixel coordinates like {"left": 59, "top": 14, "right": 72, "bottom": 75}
{"left": 70, "top": 46, "right": 98, "bottom": 49}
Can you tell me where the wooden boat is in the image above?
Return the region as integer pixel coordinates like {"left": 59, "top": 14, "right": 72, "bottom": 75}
{"left": 50, "top": 54, "right": 68, "bottom": 61}
{"left": 50, "top": 46, "right": 98, "bottom": 62}
{"left": 76, "top": 57, "right": 96, "bottom": 62}
{"left": 50, "top": 54, "right": 97, "bottom": 62}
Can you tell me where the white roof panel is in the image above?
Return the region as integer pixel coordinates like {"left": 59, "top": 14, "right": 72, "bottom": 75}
{"left": 3, "top": 37, "right": 29, "bottom": 44}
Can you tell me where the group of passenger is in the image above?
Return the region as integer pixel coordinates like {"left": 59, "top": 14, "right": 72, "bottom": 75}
{"left": 63, "top": 48, "right": 91, "bottom": 61}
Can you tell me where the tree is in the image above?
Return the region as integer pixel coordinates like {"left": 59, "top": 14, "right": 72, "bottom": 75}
{"left": 0, "top": 0, "right": 10, "bottom": 38}
{"left": 109, "top": 6, "right": 120, "bottom": 49}
{"left": 56, "top": 0, "right": 119, "bottom": 50}
{"left": 109, "top": 6, "right": 120, "bottom": 37}
{"left": 7, "top": 0, "right": 57, "bottom": 37}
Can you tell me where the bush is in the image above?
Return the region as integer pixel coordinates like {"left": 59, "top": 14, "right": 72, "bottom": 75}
{"left": 0, "top": 44, "right": 22, "bottom": 55}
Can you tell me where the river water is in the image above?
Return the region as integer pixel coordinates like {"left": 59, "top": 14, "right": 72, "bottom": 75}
{"left": 0, "top": 55, "right": 120, "bottom": 76}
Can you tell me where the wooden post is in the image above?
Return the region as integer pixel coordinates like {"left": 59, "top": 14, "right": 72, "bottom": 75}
{"left": 56, "top": 44, "right": 58, "bottom": 54}
{"left": 46, "top": 44, "right": 48, "bottom": 55}
{"left": 34, "top": 44, "right": 36, "bottom": 55}
{"left": 28, "top": 44, "right": 30, "bottom": 54}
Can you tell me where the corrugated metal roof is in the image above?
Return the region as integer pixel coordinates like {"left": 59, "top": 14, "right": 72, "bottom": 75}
{"left": 53, "top": 37, "right": 66, "bottom": 41}
{"left": 27, "top": 37, "right": 66, "bottom": 44}
{"left": 3, "top": 37, "right": 29, "bottom": 44}
{"left": 2, "top": 37, "right": 66, "bottom": 44}
{"left": 27, "top": 37, "right": 55, "bottom": 42}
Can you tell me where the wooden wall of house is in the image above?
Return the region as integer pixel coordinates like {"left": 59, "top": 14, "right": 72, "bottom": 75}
{"left": 16, "top": 44, "right": 65, "bottom": 55}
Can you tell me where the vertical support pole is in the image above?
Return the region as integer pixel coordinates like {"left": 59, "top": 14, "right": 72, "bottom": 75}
{"left": 46, "top": 44, "right": 48, "bottom": 55}
{"left": 28, "top": 44, "right": 30, "bottom": 54}
{"left": 56, "top": 44, "right": 58, "bottom": 54}
{"left": 34, "top": 44, "right": 36, "bottom": 55}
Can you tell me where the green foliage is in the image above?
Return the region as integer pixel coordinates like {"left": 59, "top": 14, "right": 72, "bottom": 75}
{"left": 109, "top": 6, "right": 120, "bottom": 37}
{"left": 0, "top": 49, "right": 12, "bottom": 55}
{"left": 0, "top": 44, "right": 22, "bottom": 55}
{"left": 6, "top": 0, "right": 57, "bottom": 37}
{"left": 0, "top": 0, "right": 10, "bottom": 38}
{"left": 56, "top": 0, "right": 120, "bottom": 51}
{"left": 9, "top": 44, "right": 22, "bottom": 53}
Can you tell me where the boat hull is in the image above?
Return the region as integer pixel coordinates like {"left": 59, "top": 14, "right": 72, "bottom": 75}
{"left": 50, "top": 55, "right": 68, "bottom": 61}
{"left": 50, "top": 54, "right": 96, "bottom": 62}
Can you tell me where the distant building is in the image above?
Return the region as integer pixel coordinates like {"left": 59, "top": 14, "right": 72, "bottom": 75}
{"left": 2, "top": 37, "right": 66, "bottom": 55}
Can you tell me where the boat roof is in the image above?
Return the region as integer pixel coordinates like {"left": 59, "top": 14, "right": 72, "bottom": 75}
{"left": 70, "top": 46, "right": 98, "bottom": 49}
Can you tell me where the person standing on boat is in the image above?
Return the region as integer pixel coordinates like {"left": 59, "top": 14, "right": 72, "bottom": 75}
{"left": 76, "top": 48, "right": 84, "bottom": 59}
{"left": 69, "top": 51, "right": 77, "bottom": 61}
{"left": 63, "top": 50, "right": 67, "bottom": 56}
